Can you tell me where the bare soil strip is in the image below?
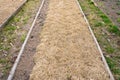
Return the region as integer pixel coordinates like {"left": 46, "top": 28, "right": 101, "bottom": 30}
{"left": 30, "top": 0, "right": 111, "bottom": 80}
{"left": 12, "top": 0, "right": 49, "bottom": 80}
{"left": 0, "top": 0, "right": 25, "bottom": 25}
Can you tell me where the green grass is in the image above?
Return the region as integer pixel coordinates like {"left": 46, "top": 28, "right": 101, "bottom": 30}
{"left": 4, "top": 25, "right": 17, "bottom": 32}
{"left": 22, "top": 16, "right": 30, "bottom": 24}
{"left": 106, "top": 57, "right": 120, "bottom": 75}
{"left": 116, "top": 11, "right": 120, "bottom": 15}
{"left": 13, "top": 16, "right": 21, "bottom": 22}
{"left": 78, "top": 0, "right": 120, "bottom": 79}
{"left": 109, "top": 25, "right": 120, "bottom": 36}
{"left": 0, "top": 59, "right": 8, "bottom": 64}
{"left": 117, "top": 18, "right": 120, "bottom": 23}
{"left": 93, "top": 21, "right": 104, "bottom": 27}
{"left": 105, "top": 46, "right": 115, "bottom": 54}
{"left": 116, "top": 2, "right": 120, "bottom": 5}
{"left": 106, "top": 57, "right": 115, "bottom": 70}
{"left": 100, "top": 14, "right": 111, "bottom": 24}
{"left": 20, "top": 34, "right": 26, "bottom": 42}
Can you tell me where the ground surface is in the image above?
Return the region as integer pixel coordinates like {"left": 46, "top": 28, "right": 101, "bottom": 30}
{"left": 13, "top": 0, "right": 49, "bottom": 79}
{"left": 85, "top": 0, "right": 120, "bottom": 79}
{"left": 0, "top": 0, "right": 41, "bottom": 79}
{"left": 94, "top": 0, "right": 120, "bottom": 28}
{"left": 0, "top": 0, "right": 25, "bottom": 25}
{"left": 30, "top": 0, "right": 110, "bottom": 79}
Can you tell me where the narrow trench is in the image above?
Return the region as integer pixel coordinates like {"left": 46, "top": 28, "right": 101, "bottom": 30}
{"left": 13, "top": 0, "right": 49, "bottom": 80}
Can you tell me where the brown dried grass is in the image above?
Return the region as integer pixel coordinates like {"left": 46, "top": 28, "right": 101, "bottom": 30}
{"left": 30, "top": 0, "right": 110, "bottom": 80}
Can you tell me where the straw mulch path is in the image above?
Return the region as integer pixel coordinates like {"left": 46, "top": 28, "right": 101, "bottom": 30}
{"left": 30, "top": 0, "right": 110, "bottom": 80}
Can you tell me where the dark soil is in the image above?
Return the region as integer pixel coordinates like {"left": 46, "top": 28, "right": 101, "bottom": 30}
{"left": 94, "top": 0, "right": 120, "bottom": 28}
{"left": 13, "top": 0, "right": 49, "bottom": 80}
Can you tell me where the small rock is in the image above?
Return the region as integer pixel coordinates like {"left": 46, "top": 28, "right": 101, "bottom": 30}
{"left": 31, "top": 36, "right": 34, "bottom": 39}
{"left": 107, "top": 38, "right": 110, "bottom": 42}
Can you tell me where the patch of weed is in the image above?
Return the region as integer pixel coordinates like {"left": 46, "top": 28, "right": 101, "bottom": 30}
{"left": 0, "top": 59, "right": 8, "bottom": 64}
{"left": 100, "top": 14, "right": 111, "bottom": 24}
{"left": 116, "top": 2, "right": 120, "bottom": 5}
{"left": 116, "top": 11, "right": 120, "bottom": 15}
{"left": 13, "top": 17, "right": 21, "bottom": 22}
{"left": 93, "top": 21, "right": 104, "bottom": 27}
{"left": 109, "top": 25, "right": 120, "bottom": 36}
{"left": 106, "top": 57, "right": 120, "bottom": 75}
{"left": 20, "top": 34, "right": 26, "bottom": 42}
{"left": 4, "top": 25, "right": 17, "bottom": 32}
{"left": 22, "top": 16, "right": 30, "bottom": 24}
{"left": 105, "top": 46, "right": 115, "bottom": 54}
{"left": 117, "top": 18, "right": 120, "bottom": 23}
{"left": 106, "top": 57, "right": 115, "bottom": 70}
